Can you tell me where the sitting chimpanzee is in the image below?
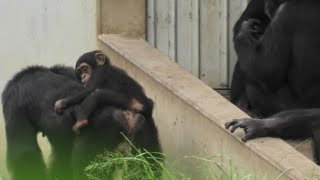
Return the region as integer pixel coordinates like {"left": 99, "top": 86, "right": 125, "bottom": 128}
{"left": 231, "top": 0, "right": 271, "bottom": 116}
{"left": 54, "top": 50, "right": 152, "bottom": 134}
{"left": 231, "top": 0, "right": 290, "bottom": 117}
{"left": 2, "top": 65, "right": 161, "bottom": 180}
{"left": 227, "top": 0, "right": 320, "bottom": 162}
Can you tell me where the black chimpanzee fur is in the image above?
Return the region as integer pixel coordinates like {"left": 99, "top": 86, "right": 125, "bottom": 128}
{"left": 227, "top": 0, "right": 320, "bottom": 163}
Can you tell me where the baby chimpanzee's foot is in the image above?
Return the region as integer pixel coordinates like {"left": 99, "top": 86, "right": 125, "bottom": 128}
{"left": 72, "top": 119, "right": 88, "bottom": 134}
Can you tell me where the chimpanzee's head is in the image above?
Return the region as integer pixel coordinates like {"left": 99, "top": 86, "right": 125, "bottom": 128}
{"left": 75, "top": 50, "right": 110, "bottom": 86}
{"left": 264, "top": 0, "right": 286, "bottom": 19}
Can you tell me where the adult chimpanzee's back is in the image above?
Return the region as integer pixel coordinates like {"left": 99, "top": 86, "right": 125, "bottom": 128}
{"left": 2, "top": 66, "right": 78, "bottom": 180}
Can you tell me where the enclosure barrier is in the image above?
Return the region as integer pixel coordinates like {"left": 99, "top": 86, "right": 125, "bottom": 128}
{"left": 98, "top": 34, "right": 320, "bottom": 179}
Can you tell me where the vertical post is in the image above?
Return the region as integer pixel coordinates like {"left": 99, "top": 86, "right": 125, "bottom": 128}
{"left": 191, "top": 0, "right": 200, "bottom": 77}
{"left": 219, "top": 0, "right": 229, "bottom": 88}
{"left": 154, "top": 0, "right": 176, "bottom": 60}
{"left": 96, "top": 0, "right": 101, "bottom": 36}
{"left": 147, "top": 0, "right": 155, "bottom": 46}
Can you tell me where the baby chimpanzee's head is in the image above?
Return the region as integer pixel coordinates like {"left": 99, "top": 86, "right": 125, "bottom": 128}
{"left": 75, "top": 50, "right": 110, "bottom": 86}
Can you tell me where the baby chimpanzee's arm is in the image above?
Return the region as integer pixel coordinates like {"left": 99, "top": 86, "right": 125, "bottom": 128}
{"left": 54, "top": 88, "right": 142, "bottom": 115}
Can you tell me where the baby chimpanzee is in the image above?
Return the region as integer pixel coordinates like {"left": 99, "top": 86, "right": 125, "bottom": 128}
{"left": 54, "top": 50, "right": 153, "bottom": 134}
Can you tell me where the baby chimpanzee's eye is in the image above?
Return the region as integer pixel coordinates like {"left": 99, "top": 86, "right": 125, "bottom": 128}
{"left": 82, "top": 67, "right": 88, "bottom": 73}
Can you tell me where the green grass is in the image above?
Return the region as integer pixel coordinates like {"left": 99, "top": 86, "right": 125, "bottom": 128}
{"left": 185, "top": 155, "right": 265, "bottom": 180}
{"left": 85, "top": 135, "right": 189, "bottom": 180}
{"left": 85, "top": 150, "right": 268, "bottom": 180}
{"left": 84, "top": 134, "right": 319, "bottom": 180}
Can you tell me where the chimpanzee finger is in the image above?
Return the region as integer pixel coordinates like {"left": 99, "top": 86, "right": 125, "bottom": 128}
{"left": 241, "top": 132, "right": 256, "bottom": 142}
{"left": 230, "top": 121, "right": 246, "bottom": 133}
{"left": 225, "top": 119, "right": 240, "bottom": 129}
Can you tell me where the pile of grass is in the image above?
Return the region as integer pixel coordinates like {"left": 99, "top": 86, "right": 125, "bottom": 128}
{"left": 84, "top": 136, "right": 188, "bottom": 180}
{"left": 84, "top": 135, "right": 296, "bottom": 180}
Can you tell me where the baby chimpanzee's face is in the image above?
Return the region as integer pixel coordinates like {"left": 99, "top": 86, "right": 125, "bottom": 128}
{"left": 76, "top": 62, "right": 92, "bottom": 87}
{"left": 75, "top": 51, "right": 108, "bottom": 87}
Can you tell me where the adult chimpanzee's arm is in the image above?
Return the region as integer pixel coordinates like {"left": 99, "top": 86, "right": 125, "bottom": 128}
{"left": 234, "top": 3, "right": 295, "bottom": 84}
{"left": 245, "top": 80, "right": 298, "bottom": 117}
{"left": 225, "top": 109, "right": 317, "bottom": 142}
{"left": 231, "top": 0, "right": 270, "bottom": 115}
{"left": 233, "top": 0, "right": 270, "bottom": 37}
{"left": 234, "top": 3, "right": 298, "bottom": 115}
{"left": 230, "top": 62, "right": 252, "bottom": 113}
{"left": 226, "top": 108, "right": 320, "bottom": 162}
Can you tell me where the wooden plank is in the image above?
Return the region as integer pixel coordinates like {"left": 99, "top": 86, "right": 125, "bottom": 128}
{"left": 176, "top": 0, "right": 199, "bottom": 77}
{"left": 199, "top": 0, "right": 228, "bottom": 88}
{"left": 154, "top": 0, "right": 176, "bottom": 60}
{"left": 191, "top": 0, "right": 200, "bottom": 77}
{"left": 219, "top": 0, "right": 229, "bottom": 88}
{"left": 96, "top": 0, "right": 101, "bottom": 36}
{"left": 168, "top": 0, "right": 176, "bottom": 59}
{"left": 147, "top": 0, "right": 155, "bottom": 47}
{"left": 176, "top": 0, "right": 192, "bottom": 73}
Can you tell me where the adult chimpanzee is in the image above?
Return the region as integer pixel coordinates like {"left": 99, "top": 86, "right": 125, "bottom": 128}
{"left": 231, "top": 0, "right": 271, "bottom": 116}
{"left": 54, "top": 50, "right": 152, "bottom": 134}
{"left": 226, "top": 0, "right": 320, "bottom": 162}
{"left": 232, "top": 0, "right": 295, "bottom": 117}
{"left": 2, "top": 65, "right": 161, "bottom": 180}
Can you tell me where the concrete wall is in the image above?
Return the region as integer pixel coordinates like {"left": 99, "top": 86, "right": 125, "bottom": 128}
{"left": 98, "top": 34, "right": 320, "bottom": 179}
{"left": 0, "top": 0, "right": 98, "bottom": 179}
{"left": 0, "top": 0, "right": 98, "bottom": 93}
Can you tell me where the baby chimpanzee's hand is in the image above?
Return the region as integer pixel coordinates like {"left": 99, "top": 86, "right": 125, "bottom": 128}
{"left": 54, "top": 99, "right": 67, "bottom": 114}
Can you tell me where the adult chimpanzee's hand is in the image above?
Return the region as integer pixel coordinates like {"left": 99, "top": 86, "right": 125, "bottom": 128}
{"left": 225, "top": 118, "right": 268, "bottom": 142}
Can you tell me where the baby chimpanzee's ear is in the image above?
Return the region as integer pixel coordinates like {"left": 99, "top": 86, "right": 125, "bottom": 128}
{"left": 95, "top": 52, "right": 110, "bottom": 66}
